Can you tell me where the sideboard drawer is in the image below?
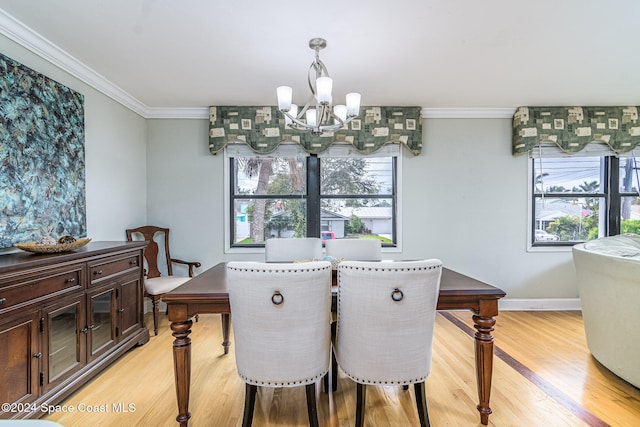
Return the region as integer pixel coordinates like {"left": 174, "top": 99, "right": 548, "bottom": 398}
{"left": 89, "top": 253, "right": 141, "bottom": 286}
{"left": 0, "top": 266, "right": 83, "bottom": 311}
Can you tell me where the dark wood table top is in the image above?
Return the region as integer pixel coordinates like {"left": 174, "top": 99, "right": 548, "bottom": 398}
{"left": 164, "top": 262, "right": 506, "bottom": 304}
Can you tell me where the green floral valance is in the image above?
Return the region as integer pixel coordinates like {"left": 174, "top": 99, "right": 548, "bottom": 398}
{"left": 512, "top": 106, "right": 640, "bottom": 155}
{"left": 208, "top": 106, "right": 422, "bottom": 156}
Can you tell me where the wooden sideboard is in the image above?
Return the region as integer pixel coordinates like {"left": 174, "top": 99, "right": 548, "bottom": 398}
{"left": 0, "top": 241, "right": 150, "bottom": 420}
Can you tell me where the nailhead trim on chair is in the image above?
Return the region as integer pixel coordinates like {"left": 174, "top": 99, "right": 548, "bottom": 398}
{"left": 338, "top": 264, "right": 441, "bottom": 273}
{"left": 339, "top": 371, "right": 428, "bottom": 386}
{"left": 227, "top": 265, "right": 332, "bottom": 274}
{"left": 239, "top": 370, "right": 329, "bottom": 387}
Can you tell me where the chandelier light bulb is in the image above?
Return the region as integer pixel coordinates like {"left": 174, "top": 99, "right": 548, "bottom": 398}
{"left": 316, "top": 77, "right": 333, "bottom": 104}
{"left": 306, "top": 108, "right": 317, "bottom": 127}
{"left": 346, "top": 93, "right": 361, "bottom": 117}
{"left": 334, "top": 105, "right": 347, "bottom": 124}
{"left": 285, "top": 104, "right": 298, "bottom": 125}
{"left": 277, "top": 86, "right": 292, "bottom": 111}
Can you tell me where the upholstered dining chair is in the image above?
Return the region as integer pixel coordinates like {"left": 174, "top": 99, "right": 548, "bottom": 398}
{"left": 227, "top": 261, "right": 332, "bottom": 427}
{"left": 125, "top": 225, "right": 201, "bottom": 335}
{"left": 334, "top": 259, "right": 442, "bottom": 427}
{"left": 264, "top": 237, "right": 323, "bottom": 262}
{"left": 325, "top": 238, "right": 382, "bottom": 261}
{"left": 323, "top": 238, "right": 381, "bottom": 392}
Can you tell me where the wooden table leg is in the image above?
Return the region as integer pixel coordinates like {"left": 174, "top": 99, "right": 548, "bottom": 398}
{"left": 172, "top": 319, "right": 193, "bottom": 427}
{"left": 221, "top": 313, "right": 231, "bottom": 354}
{"left": 472, "top": 312, "right": 496, "bottom": 425}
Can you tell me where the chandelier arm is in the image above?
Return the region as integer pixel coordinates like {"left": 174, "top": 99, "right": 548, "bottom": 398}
{"left": 296, "top": 93, "right": 317, "bottom": 119}
{"left": 282, "top": 111, "right": 317, "bottom": 133}
{"left": 307, "top": 58, "right": 330, "bottom": 96}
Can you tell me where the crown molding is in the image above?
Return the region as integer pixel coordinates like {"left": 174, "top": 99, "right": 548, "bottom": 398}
{"left": 144, "top": 107, "right": 210, "bottom": 119}
{"left": 154, "top": 107, "right": 519, "bottom": 120}
{"left": 422, "top": 108, "right": 516, "bottom": 118}
{"left": 0, "top": 9, "right": 149, "bottom": 117}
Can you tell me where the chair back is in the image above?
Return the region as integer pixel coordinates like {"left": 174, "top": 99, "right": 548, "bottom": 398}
{"left": 336, "top": 259, "right": 442, "bottom": 385}
{"left": 227, "top": 261, "right": 332, "bottom": 386}
{"left": 264, "top": 237, "right": 323, "bottom": 262}
{"left": 325, "top": 238, "right": 382, "bottom": 261}
{"left": 126, "top": 225, "right": 173, "bottom": 278}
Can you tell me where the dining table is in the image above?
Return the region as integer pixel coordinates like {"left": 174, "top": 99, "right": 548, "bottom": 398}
{"left": 163, "top": 262, "right": 506, "bottom": 426}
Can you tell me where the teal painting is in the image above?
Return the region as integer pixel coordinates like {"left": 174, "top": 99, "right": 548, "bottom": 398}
{"left": 0, "top": 52, "right": 86, "bottom": 248}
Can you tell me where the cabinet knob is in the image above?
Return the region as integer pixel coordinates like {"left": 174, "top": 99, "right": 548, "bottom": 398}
{"left": 80, "top": 327, "right": 88, "bottom": 334}
{"left": 118, "top": 308, "right": 125, "bottom": 313}
{"left": 94, "top": 270, "right": 103, "bottom": 276}
{"left": 66, "top": 277, "right": 76, "bottom": 283}
{"left": 33, "top": 352, "right": 42, "bottom": 359}
{"left": 0, "top": 297, "right": 6, "bottom": 305}
{"left": 130, "top": 260, "right": 138, "bottom": 266}
{"left": 87, "top": 324, "right": 95, "bottom": 330}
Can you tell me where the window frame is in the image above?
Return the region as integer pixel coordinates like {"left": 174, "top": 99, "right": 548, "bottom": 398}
{"left": 224, "top": 143, "right": 402, "bottom": 253}
{"left": 528, "top": 149, "right": 639, "bottom": 250}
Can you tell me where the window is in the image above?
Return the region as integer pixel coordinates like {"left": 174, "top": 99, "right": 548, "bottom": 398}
{"left": 227, "top": 144, "right": 399, "bottom": 249}
{"left": 531, "top": 150, "right": 640, "bottom": 246}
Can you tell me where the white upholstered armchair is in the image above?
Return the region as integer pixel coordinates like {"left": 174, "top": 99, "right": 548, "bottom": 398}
{"left": 334, "top": 259, "right": 442, "bottom": 427}
{"left": 264, "top": 237, "right": 323, "bottom": 262}
{"left": 325, "top": 238, "right": 382, "bottom": 261}
{"left": 227, "top": 261, "right": 332, "bottom": 427}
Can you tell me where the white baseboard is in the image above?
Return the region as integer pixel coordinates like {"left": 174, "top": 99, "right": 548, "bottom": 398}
{"left": 499, "top": 298, "right": 581, "bottom": 311}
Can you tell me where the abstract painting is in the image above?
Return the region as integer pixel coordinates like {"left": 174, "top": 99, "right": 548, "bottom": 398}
{"left": 0, "top": 52, "right": 86, "bottom": 249}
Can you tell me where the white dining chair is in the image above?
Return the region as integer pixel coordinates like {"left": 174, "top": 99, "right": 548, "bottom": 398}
{"left": 227, "top": 261, "right": 332, "bottom": 427}
{"left": 334, "top": 259, "right": 442, "bottom": 427}
{"left": 323, "top": 237, "right": 382, "bottom": 392}
{"left": 264, "top": 237, "right": 323, "bottom": 262}
{"left": 325, "top": 238, "right": 382, "bottom": 261}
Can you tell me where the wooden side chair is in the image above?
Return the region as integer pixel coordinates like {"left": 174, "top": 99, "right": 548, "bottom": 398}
{"left": 334, "top": 259, "right": 442, "bottom": 427}
{"left": 125, "top": 225, "right": 201, "bottom": 335}
{"left": 227, "top": 261, "right": 332, "bottom": 427}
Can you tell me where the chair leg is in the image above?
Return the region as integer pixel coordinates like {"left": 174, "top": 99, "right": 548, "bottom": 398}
{"left": 221, "top": 313, "right": 231, "bottom": 354}
{"left": 305, "top": 383, "right": 320, "bottom": 427}
{"left": 414, "top": 381, "right": 431, "bottom": 427}
{"left": 151, "top": 296, "right": 160, "bottom": 336}
{"left": 355, "top": 383, "right": 366, "bottom": 427}
{"left": 331, "top": 347, "right": 337, "bottom": 391}
{"left": 242, "top": 384, "right": 257, "bottom": 427}
{"left": 323, "top": 344, "right": 337, "bottom": 392}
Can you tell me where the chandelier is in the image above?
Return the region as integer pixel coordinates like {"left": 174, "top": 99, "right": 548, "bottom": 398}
{"left": 276, "top": 38, "right": 361, "bottom": 136}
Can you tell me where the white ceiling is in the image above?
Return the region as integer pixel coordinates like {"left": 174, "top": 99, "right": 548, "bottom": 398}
{"left": 1, "top": 0, "right": 639, "bottom": 118}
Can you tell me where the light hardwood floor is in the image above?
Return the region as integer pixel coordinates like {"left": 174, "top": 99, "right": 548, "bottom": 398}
{"left": 44, "top": 311, "right": 640, "bottom": 426}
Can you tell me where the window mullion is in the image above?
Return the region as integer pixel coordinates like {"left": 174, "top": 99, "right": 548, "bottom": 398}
{"left": 307, "top": 155, "right": 320, "bottom": 238}
{"left": 608, "top": 156, "right": 621, "bottom": 236}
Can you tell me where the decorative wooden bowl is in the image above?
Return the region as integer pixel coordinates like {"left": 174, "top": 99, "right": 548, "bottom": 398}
{"left": 14, "top": 237, "right": 92, "bottom": 253}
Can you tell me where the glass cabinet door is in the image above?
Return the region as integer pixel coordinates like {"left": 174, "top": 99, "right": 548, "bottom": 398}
{"left": 88, "top": 288, "right": 115, "bottom": 360}
{"left": 46, "top": 298, "right": 85, "bottom": 389}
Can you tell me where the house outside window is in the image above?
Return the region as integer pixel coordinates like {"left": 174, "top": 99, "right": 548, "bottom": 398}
{"left": 225, "top": 144, "right": 400, "bottom": 250}
{"left": 531, "top": 148, "right": 640, "bottom": 247}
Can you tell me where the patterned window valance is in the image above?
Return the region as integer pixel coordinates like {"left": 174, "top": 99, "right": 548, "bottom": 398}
{"left": 512, "top": 106, "right": 640, "bottom": 155}
{"left": 208, "top": 106, "right": 422, "bottom": 156}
